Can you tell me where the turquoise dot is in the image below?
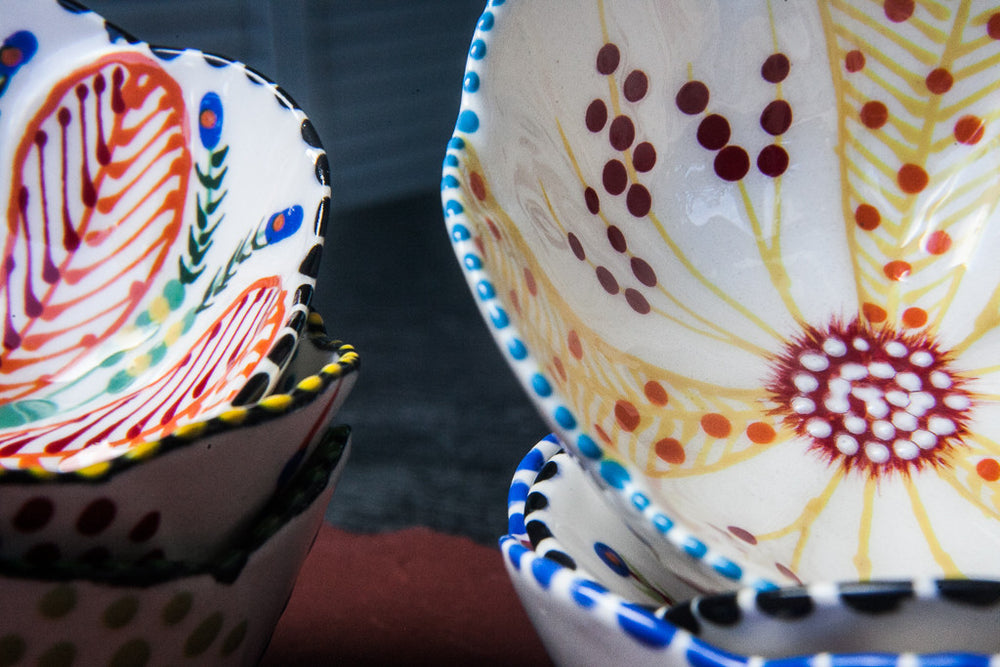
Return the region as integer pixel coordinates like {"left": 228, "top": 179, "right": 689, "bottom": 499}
{"left": 492, "top": 0, "right": 505, "bottom": 5}
{"left": 135, "top": 311, "right": 152, "bottom": 327}
{"left": 163, "top": 279, "right": 185, "bottom": 309}
{"left": 478, "top": 12, "right": 495, "bottom": 31}
{"left": 653, "top": 514, "right": 673, "bottom": 534}
{"left": 444, "top": 199, "right": 463, "bottom": 217}
{"left": 477, "top": 280, "right": 495, "bottom": 300}
{"left": 469, "top": 39, "right": 487, "bottom": 60}
{"left": 600, "top": 460, "right": 629, "bottom": 489}
{"left": 530, "top": 374, "right": 551, "bottom": 397}
{"left": 631, "top": 492, "right": 650, "bottom": 511}
{"left": 682, "top": 537, "right": 707, "bottom": 559}
{"left": 713, "top": 559, "right": 743, "bottom": 581}
{"left": 554, "top": 406, "right": 576, "bottom": 429}
{"left": 755, "top": 580, "right": 780, "bottom": 592}
{"left": 457, "top": 109, "right": 479, "bottom": 133}
{"left": 444, "top": 154, "right": 459, "bottom": 167}
{"left": 149, "top": 343, "right": 167, "bottom": 365}
{"left": 530, "top": 556, "right": 559, "bottom": 588}
{"left": 107, "top": 370, "right": 134, "bottom": 394}
{"left": 100, "top": 351, "right": 126, "bottom": 368}
{"left": 507, "top": 338, "right": 527, "bottom": 360}
{"left": 448, "top": 137, "right": 465, "bottom": 150}
{"left": 490, "top": 305, "right": 509, "bottom": 329}
{"left": 451, "top": 225, "right": 471, "bottom": 242}
{"left": 463, "top": 253, "right": 482, "bottom": 270}
{"left": 463, "top": 72, "right": 480, "bottom": 93}
{"left": 577, "top": 434, "right": 601, "bottom": 459}
{"left": 441, "top": 174, "right": 460, "bottom": 190}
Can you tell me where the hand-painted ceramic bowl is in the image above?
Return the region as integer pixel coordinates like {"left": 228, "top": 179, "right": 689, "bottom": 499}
{"left": 0, "top": 311, "right": 358, "bottom": 564}
{"left": 0, "top": 424, "right": 350, "bottom": 667}
{"left": 504, "top": 438, "right": 1000, "bottom": 665}
{"left": 0, "top": 0, "right": 329, "bottom": 473}
{"left": 445, "top": 0, "right": 1000, "bottom": 585}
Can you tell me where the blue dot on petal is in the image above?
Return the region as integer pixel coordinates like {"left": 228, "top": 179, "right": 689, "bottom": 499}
{"left": 441, "top": 174, "right": 460, "bottom": 190}
{"left": 570, "top": 579, "right": 607, "bottom": 609}
{"left": 600, "top": 460, "right": 630, "bottom": 490}
{"left": 450, "top": 225, "right": 471, "bottom": 242}
{"left": 531, "top": 555, "right": 560, "bottom": 588}
{"left": 508, "top": 479, "right": 530, "bottom": 504}
{"left": 518, "top": 447, "right": 546, "bottom": 472}
{"left": 478, "top": 12, "right": 495, "bottom": 31}
{"left": 508, "top": 512, "right": 526, "bottom": 536}
{"left": 492, "top": 0, "right": 505, "bottom": 5}
{"left": 457, "top": 109, "right": 480, "bottom": 133}
{"left": 444, "top": 154, "right": 459, "bottom": 167}
{"left": 617, "top": 603, "right": 674, "bottom": 649}
{"left": 554, "top": 406, "right": 576, "bottom": 430}
{"left": 444, "top": 199, "right": 463, "bottom": 217}
{"left": 682, "top": 537, "right": 707, "bottom": 559}
{"left": 490, "top": 306, "right": 509, "bottom": 329}
{"left": 463, "top": 71, "right": 481, "bottom": 93}
{"left": 448, "top": 137, "right": 466, "bottom": 150}
{"left": 712, "top": 558, "right": 743, "bottom": 581}
{"left": 531, "top": 374, "right": 552, "bottom": 397}
{"left": 653, "top": 514, "right": 674, "bottom": 534}
{"left": 477, "top": 280, "right": 496, "bottom": 300}
{"left": 508, "top": 339, "right": 528, "bottom": 360}
{"left": 463, "top": 254, "right": 482, "bottom": 270}
{"left": 576, "top": 434, "right": 601, "bottom": 459}
{"left": 631, "top": 492, "right": 650, "bottom": 511}
{"left": 469, "top": 39, "right": 487, "bottom": 60}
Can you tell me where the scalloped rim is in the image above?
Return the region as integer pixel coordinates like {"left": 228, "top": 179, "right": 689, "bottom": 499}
{"left": 503, "top": 437, "right": 1000, "bottom": 666}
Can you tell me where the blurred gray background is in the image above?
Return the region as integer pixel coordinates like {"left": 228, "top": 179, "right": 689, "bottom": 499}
{"left": 82, "top": 0, "right": 550, "bottom": 544}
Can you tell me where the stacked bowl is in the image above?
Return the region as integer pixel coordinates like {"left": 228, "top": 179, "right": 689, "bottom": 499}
{"left": 0, "top": 1, "right": 359, "bottom": 663}
{"left": 443, "top": 0, "right": 1000, "bottom": 662}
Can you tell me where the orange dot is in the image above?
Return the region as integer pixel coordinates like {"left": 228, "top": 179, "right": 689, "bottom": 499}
{"left": 0, "top": 46, "right": 22, "bottom": 68}
{"left": 746, "top": 422, "right": 776, "bottom": 444}
{"left": 977, "top": 458, "right": 1000, "bottom": 482}
{"left": 487, "top": 218, "right": 502, "bottom": 241}
{"left": 989, "top": 13, "right": 1000, "bottom": 40}
{"left": 552, "top": 356, "right": 567, "bottom": 382}
{"left": 509, "top": 289, "right": 521, "bottom": 316}
{"left": 567, "top": 330, "right": 583, "bottom": 359}
{"left": 655, "top": 438, "right": 685, "bottom": 464}
{"left": 470, "top": 172, "right": 487, "bottom": 201}
{"left": 199, "top": 109, "right": 217, "bottom": 129}
{"left": 700, "top": 413, "right": 732, "bottom": 438}
{"left": 925, "top": 68, "right": 953, "bottom": 95}
{"left": 902, "top": 307, "right": 928, "bottom": 328}
{"left": 863, "top": 302, "right": 888, "bottom": 323}
{"left": 859, "top": 101, "right": 888, "bottom": 129}
{"left": 854, "top": 203, "right": 881, "bottom": 231}
{"left": 271, "top": 213, "right": 285, "bottom": 232}
{"left": 644, "top": 381, "right": 669, "bottom": 406}
{"left": 925, "top": 230, "right": 952, "bottom": 255}
{"left": 594, "top": 423, "right": 612, "bottom": 445}
{"left": 615, "top": 400, "right": 641, "bottom": 432}
{"left": 897, "top": 163, "right": 928, "bottom": 194}
{"left": 883, "top": 260, "right": 912, "bottom": 281}
{"left": 524, "top": 267, "right": 537, "bottom": 296}
{"left": 845, "top": 49, "right": 865, "bottom": 72}
{"left": 954, "top": 115, "right": 985, "bottom": 145}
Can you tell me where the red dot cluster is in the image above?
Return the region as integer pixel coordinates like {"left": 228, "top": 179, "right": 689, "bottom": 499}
{"left": 675, "top": 53, "right": 792, "bottom": 181}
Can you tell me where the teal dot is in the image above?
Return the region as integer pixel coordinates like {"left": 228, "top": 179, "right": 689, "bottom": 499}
{"left": 107, "top": 370, "right": 134, "bottom": 394}
{"left": 441, "top": 174, "right": 460, "bottom": 190}
{"left": 149, "top": 343, "right": 167, "bottom": 365}
{"left": 444, "top": 154, "right": 459, "bottom": 167}
{"left": 100, "top": 350, "right": 126, "bottom": 367}
{"left": 713, "top": 559, "right": 743, "bottom": 581}
{"left": 577, "top": 434, "right": 601, "bottom": 459}
{"left": 448, "top": 137, "right": 465, "bottom": 150}
{"left": 476, "top": 280, "right": 495, "bottom": 300}
{"left": 444, "top": 199, "right": 463, "bottom": 217}
{"left": 489, "top": 305, "right": 509, "bottom": 328}
{"left": 682, "top": 537, "right": 707, "bottom": 558}
{"left": 457, "top": 109, "right": 479, "bottom": 133}
{"left": 135, "top": 311, "right": 152, "bottom": 327}
{"left": 478, "top": 12, "right": 495, "bottom": 30}
{"left": 463, "top": 253, "right": 482, "bottom": 270}
{"left": 531, "top": 374, "right": 551, "bottom": 397}
{"left": 450, "top": 224, "right": 471, "bottom": 242}
{"left": 507, "top": 339, "right": 527, "bottom": 360}
{"left": 469, "top": 39, "right": 487, "bottom": 60}
{"left": 163, "top": 279, "right": 185, "bottom": 309}
{"left": 631, "top": 492, "right": 650, "bottom": 511}
{"left": 553, "top": 406, "right": 576, "bottom": 429}
{"left": 463, "top": 71, "right": 480, "bottom": 92}
{"left": 653, "top": 514, "right": 673, "bottom": 533}
{"left": 182, "top": 309, "right": 197, "bottom": 333}
{"left": 599, "top": 460, "right": 629, "bottom": 489}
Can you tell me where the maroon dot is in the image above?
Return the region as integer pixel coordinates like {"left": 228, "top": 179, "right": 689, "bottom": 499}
{"left": 596, "top": 43, "right": 620, "bottom": 75}
{"left": 77, "top": 498, "right": 116, "bottom": 536}
{"left": 728, "top": 526, "right": 758, "bottom": 545}
{"left": 607, "top": 226, "right": 627, "bottom": 252}
{"left": 884, "top": 0, "right": 915, "bottom": 22}
{"left": 609, "top": 115, "right": 636, "bottom": 151}
{"left": 584, "top": 187, "right": 600, "bottom": 214}
{"left": 602, "top": 159, "right": 628, "bottom": 195}
{"left": 757, "top": 144, "right": 789, "bottom": 177}
{"left": 845, "top": 50, "right": 865, "bottom": 72}
{"left": 595, "top": 266, "right": 619, "bottom": 294}
{"left": 631, "top": 257, "right": 657, "bottom": 286}
{"left": 760, "top": 100, "right": 793, "bottom": 135}
{"left": 761, "top": 53, "right": 790, "bottom": 83}
{"left": 625, "top": 288, "right": 651, "bottom": 314}
{"left": 714, "top": 145, "right": 750, "bottom": 181}
{"left": 989, "top": 13, "right": 1000, "bottom": 40}
{"left": 623, "top": 70, "right": 649, "bottom": 102}
{"left": 129, "top": 511, "right": 161, "bottom": 543}
{"left": 586, "top": 99, "right": 608, "bottom": 132}
{"left": 568, "top": 233, "right": 586, "bottom": 261}
{"left": 13, "top": 497, "right": 54, "bottom": 533}
{"left": 25, "top": 542, "right": 61, "bottom": 565}
{"left": 697, "top": 114, "right": 730, "bottom": 150}
{"left": 633, "top": 142, "right": 657, "bottom": 172}
{"left": 626, "top": 183, "right": 652, "bottom": 217}
{"left": 675, "top": 81, "right": 709, "bottom": 115}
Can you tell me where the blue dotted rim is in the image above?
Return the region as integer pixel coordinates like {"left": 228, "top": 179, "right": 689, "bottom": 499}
{"left": 501, "top": 437, "right": 999, "bottom": 666}
{"left": 442, "top": 0, "right": 779, "bottom": 589}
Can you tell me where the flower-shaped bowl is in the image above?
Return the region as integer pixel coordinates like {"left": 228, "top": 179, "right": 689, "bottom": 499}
{"left": 0, "top": 0, "right": 329, "bottom": 473}
{"left": 503, "top": 438, "right": 1000, "bottom": 665}
{"left": 0, "top": 311, "right": 358, "bottom": 564}
{"left": 445, "top": 0, "right": 1000, "bottom": 585}
{"left": 0, "top": 423, "right": 350, "bottom": 667}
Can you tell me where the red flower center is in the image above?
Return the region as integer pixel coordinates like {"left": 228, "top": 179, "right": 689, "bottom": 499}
{"left": 767, "top": 319, "right": 972, "bottom": 477}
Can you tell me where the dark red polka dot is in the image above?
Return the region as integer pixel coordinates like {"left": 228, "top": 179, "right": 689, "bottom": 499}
{"left": 728, "top": 526, "right": 758, "bottom": 545}
{"left": 626, "top": 184, "right": 651, "bottom": 217}
{"left": 596, "top": 266, "right": 619, "bottom": 294}
{"left": 584, "top": 187, "right": 600, "bottom": 214}
{"left": 989, "top": 13, "right": 1000, "bottom": 40}
{"left": 586, "top": 99, "right": 608, "bottom": 132}
{"left": 129, "top": 511, "right": 161, "bottom": 543}
{"left": 596, "top": 43, "right": 620, "bottom": 75}
{"left": 602, "top": 159, "right": 628, "bottom": 195}
{"left": 25, "top": 542, "right": 61, "bottom": 565}
{"left": 77, "top": 498, "right": 116, "bottom": 536}
{"left": 884, "top": 0, "right": 915, "bottom": 22}
{"left": 845, "top": 50, "right": 865, "bottom": 72}
{"left": 760, "top": 100, "right": 792, "bottom": 135}
{"left": 625, "top": 288, "right": 651, "bottom": 314}
{"left": 631, "top": 257, "right": 657, "bottom": 286}
{"left": 13, "top": 497, "right": 54, "bottom": 533}
{"left": 697, "top": 114, "right": 730, "bottom": 150}
{"left": 676, "top": 81, "right": 709, "bottom": 115}
{"left": 761, "top": 53, "right": 790, "bottom": 83}
{"left": 714, "top": 145, "right": 750, "bottom": 181}
{"left": 623, "top": 70, "right": 649, "bottom": 102}
{"left": 926, "top": 68, "right": 953, "bottom": 94}
{"left": 860, "top": 101, "right": 889, "bottom": 129}
{"left": 633, "top": 142, "right": 657, "bottom": 172}
{"left": 568, "top": 233, "right": 586, "bottom": 260}
{"left": 757, "top": 144, "right": 789, "bottom": 177}
{"left": 607, "top": 226, "right": 627, "bottom": 252}
{"left": 609, "top": 115, "right": 636, "bottom": 151}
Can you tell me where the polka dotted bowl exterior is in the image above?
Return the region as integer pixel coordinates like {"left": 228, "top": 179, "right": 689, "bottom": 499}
{"left": 0, "top": 424, "right": 350, "bottom": 667}
{"left": 444, "top": 0, "right": 1000, "bottom": 585}
{"left": 0, "top": 0, "right": 329, "bottom": 474}
{"left": 0, "top": 312, "right": 359, "bottom": 565}
{"left": 503, "top": 438, "right": 1000, "bottom": 665}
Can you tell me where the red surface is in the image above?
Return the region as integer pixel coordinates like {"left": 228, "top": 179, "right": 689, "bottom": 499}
{"left": 261, "top": 524, "right": 554, "bottom": 666}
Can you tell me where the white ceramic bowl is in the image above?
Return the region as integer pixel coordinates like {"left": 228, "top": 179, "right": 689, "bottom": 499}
{"left": 503, "top": 437, "right": 1000, "bottom": 665}
{"left": 0, "top": 423, "right": 350, "bottom": 667}
{"left": 0, "top": 0, "right": 329, "bottom": 473}
{"left": 445, "top": 0, "right": 1000, "bottom": 585}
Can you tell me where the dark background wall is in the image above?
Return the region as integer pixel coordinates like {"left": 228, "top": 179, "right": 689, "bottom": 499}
{"left": 81, "top": 0, "right": 550, "bottom": 544}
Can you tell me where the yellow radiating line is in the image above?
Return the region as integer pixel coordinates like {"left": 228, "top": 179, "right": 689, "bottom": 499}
{"left": 852, "top": 476, "right": 876, "bottom": 579}
{"left": 737, "top": 182, "right": 801, "bottom": 323}
{"left": 904, "top": 475, "right": 962, "bottom": 575}
{"left": 937, "top": 463, "right": 1000, "bottom": 522}
{"left": 755, "top": 467, "right": 844, "bottom": 549}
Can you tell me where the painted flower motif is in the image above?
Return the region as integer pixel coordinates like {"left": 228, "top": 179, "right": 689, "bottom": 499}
{"left": 198, "top": 91, "right": 223, "bottom": 149}
{"left": 449, "top": 1, "right": 1000, "bottom": 582}
{"left": 0, "top": 30, "right": 37, "bottom": 98}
